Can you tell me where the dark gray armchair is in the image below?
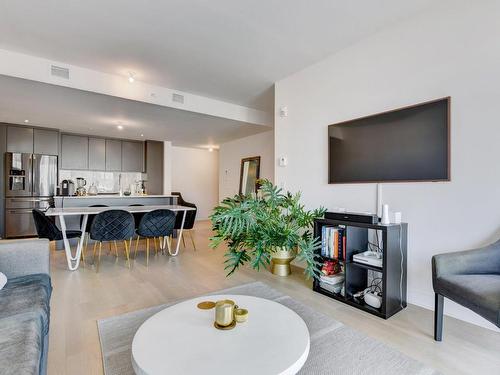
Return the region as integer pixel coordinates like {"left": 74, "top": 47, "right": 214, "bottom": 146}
{"left": 432, "top": 239, "right": 500, "bottom": 341}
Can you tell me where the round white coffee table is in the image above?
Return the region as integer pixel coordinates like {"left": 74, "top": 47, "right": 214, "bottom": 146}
{"left": 131, "top": 294, "right": 310, "bottom": 375}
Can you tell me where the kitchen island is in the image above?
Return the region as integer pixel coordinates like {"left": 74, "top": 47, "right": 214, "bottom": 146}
{"left": 54, "top": 194, "right": 177, "bottom": 207}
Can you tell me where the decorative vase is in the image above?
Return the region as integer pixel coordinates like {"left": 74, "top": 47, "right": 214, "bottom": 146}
{"left": 271, "top": 247, "right": 297, "bottom": 276}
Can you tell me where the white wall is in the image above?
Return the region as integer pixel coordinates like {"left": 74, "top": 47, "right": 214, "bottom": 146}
{"left": 163, "top": 141, "right": 173, "bottom": 195}
{"left": 171, "top": 146, "right": 219, "bottom": 220}
{"left": 275, "top": 1, "right": 500, "bottom": 330}
{"left": 218, "top": 130, "right": 274, "bottom": 201}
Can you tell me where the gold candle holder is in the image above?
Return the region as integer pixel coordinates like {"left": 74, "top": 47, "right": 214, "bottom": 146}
{"left": 214, "top": 300, "right": 236, "bottom": 329}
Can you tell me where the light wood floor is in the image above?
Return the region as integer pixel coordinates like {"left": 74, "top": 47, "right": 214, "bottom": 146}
{"left": 47, "top": 221, "right": 500, "bottom": 375}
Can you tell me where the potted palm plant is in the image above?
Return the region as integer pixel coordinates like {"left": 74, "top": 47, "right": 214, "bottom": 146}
{"left": 210, "top": 179, "right": 325, "bottom": 278}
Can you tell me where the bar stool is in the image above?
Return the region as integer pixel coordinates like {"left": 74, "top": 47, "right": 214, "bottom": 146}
{"left": 135, "top": 209, "right": 176, "bottom": 266}
{"left": 89, "top": 210, "right": 135, "bottom": 272}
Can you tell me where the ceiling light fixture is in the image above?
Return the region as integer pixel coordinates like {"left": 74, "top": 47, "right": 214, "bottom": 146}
{"left": 24, "top": 119, "right": 29, "bottom": 123}
{"left": 208, "top": 147, "right": 214, "bottom": 152}
{"left": 128, "top": 72, "right": 135, "bottom": 83}
{"left": 117, "top": 125, "right": 123, "bottom": 130}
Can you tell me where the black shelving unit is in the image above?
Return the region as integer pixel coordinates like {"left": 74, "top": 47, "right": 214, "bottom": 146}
{"left": 313, "top": 218, "right": 408, "bottom": 319}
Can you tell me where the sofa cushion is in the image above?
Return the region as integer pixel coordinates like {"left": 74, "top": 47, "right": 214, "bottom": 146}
{"left": 434, "top": 274, "right": 500, "bottom": 327}
{"left": 0, "top": 314, "right": 43, "bottom": 375}
{"left": 0, "top": 274, "right": 52, "bottom": 336}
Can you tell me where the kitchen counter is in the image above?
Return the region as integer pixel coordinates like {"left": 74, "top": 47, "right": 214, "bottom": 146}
{"left": 53, "top": 194, "right": 178, "bottom": 231}
{"left": 54, "top": 194, "right": 176, "bottom": 199}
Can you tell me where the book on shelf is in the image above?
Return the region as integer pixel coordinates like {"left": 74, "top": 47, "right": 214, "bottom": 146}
{"left": 319, "top": 272, "right": 345, "bottom": 286}
{"left": 320, "top": 225, "right": 346, "bottom": 260}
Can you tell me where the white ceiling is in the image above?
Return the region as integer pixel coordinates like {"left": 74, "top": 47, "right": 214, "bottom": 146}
{"left": 0, "top": 75, "right": 269, "bottom": 147}
{"left": 0, "top": 0, "right": 436, "bottom": 112}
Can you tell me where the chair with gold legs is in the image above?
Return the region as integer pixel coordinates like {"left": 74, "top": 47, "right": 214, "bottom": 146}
{"left": 129, "top": 203, "right": 160, "bottom": 257}
{"left": 89, "top": 209, "right": 135, "bottom": 273}
{"left": 134, "top": 209, "right": 176, "bottom": 266}
{"left": 80, "top": 204, "right": 109, "bottom": 263}
{"left": 172, "top": 192, "right": 198, "bottom": 251}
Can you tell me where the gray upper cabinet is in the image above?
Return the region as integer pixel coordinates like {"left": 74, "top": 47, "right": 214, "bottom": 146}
{"left": 145, "top": 140, "right": 163, "bottom": 195}
{"left": 105, "top": 139, "right": 122, "bottom": 171}
{"left": 121, "top": 141, "right": 144, "bottom": 172}
{"left": 61, "top": 134, "right": 89, "bottom": 170}
{"left": 34, "top": 129, "right": 59, "bottom": 155}
{"left": 88, "top": 137, "right": 106, "bottom": 171}
{"left": 7, "top": 126, "right": 34, "bottom": 153}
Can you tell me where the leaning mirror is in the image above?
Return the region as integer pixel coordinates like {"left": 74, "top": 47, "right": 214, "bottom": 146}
{"left": 239, "top": 156, "right": 261, "bottom": 196}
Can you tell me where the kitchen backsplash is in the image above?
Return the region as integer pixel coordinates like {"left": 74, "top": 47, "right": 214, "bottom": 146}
{"left": 59, "top": 170, "right": 146, "bottom": 194}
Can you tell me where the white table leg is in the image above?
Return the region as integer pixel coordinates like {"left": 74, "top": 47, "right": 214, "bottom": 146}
{"left": 59, "top": 214, "right": 88, "bottom": 271}
{"left": 165, "top": 210, "right": 186, "bottom": 256}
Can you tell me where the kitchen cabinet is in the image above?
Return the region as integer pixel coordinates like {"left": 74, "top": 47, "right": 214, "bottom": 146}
{"left": 34, "top": 129, "right": 59, "bottom": 155}
{"left": 105, "top": 139, "right": 122, "bottom": 171}
{"left": 88, "top": 137, "right": 106, "bottom": 171}
{"left": 7, "top": 126, "right": 34, "bottom": 153}
{"left": 145, "top": 140, "right": 163, "bottom": 195}
{"left": 61, "top": 134, "right": 89, "bottom": 170}
{"left": 121, "top": 141, "right": 144, "bottom": 172}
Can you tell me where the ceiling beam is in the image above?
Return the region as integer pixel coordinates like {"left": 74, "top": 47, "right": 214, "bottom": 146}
{"left": 0, "top": 48, "right": 273, "bottom": 127}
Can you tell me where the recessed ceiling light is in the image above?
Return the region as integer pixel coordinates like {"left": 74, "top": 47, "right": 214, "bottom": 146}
{"left": 140, "top": 134, "right": 144, "bottom": 137}
{"left": 128, "top": 72, "right": 135, "bottom": 83}
{"left": 208, "top": 147, "right": 214, "bottom": 152}
{"left": 24, "top": 119, "right": 29, "bottom": 123}
{"left": 117, "top": 125, "right": 123, "bottom": 130}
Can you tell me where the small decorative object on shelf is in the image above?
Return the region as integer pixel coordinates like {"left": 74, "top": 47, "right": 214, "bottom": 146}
{"left": 321, "top": 259, "right": 342, "bottom": 276}
{"left": 210, "top": 179, "right": 326, "bottom": 279}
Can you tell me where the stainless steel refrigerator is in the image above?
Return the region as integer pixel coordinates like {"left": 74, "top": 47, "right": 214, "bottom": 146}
{"left": 5, "top": 152, "right": 58, "bottom": 238}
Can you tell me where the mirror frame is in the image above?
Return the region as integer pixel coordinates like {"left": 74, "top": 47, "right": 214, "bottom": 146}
{"left": 239, "top": 156, "right": 261, "bottom": 195}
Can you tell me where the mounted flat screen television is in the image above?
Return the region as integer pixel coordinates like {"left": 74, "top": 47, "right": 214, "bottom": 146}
{"left": 328, "top": 97, "right": 450, "bottom": 183}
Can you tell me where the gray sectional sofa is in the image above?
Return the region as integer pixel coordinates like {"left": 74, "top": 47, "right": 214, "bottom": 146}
{"left": 0, "top": 239, "right": 51, "bottom": 375}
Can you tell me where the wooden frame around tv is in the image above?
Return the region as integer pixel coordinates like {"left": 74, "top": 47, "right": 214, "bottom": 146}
{"left": 327, "top": 97, "right": 451, "bottom": 184}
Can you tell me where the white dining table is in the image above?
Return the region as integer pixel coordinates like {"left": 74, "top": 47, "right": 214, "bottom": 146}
{"left": 45, "top": 205, "right": 196, "bottom": 271}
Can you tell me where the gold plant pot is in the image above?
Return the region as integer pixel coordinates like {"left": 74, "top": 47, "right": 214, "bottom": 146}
{"left": 271, "top": 247, "right": 297, "bottom": 276}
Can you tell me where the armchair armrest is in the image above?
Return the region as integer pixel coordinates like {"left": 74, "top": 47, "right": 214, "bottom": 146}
{"left": 432, "top": 239, "right": 500, "bottom": 281}
{"left": 0, "top": 239, "right": 50, "bottom": 278}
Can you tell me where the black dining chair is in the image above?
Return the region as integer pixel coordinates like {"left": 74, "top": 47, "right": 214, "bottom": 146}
{"left": 89, "top": 210, "right": 135, "bottom": 272}
{"left": 80, "top": 204, "right": 111, "bottom": 262}
{"left": 128, "top": 203, "right": 156, "bottom": 252}
{"left": 135, "top": 209, "right": 176, "bottom": 266}
{"left": 172, "top": 192, "right": 198, "bottom": 251}
{"left": 32, "top": 208, "right": 82, "bottom": 242}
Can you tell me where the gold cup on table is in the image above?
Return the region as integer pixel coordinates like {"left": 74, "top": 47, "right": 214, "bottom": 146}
{"left": 234, "top": 308, "right": 248, "bottom": 323}
{"left": 214, "top": 299, "right": 236, "bottom": 328}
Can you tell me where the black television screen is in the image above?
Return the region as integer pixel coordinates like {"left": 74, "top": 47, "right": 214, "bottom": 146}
{"left": 328, "top": 98, "right": 450, "bottom": 183}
